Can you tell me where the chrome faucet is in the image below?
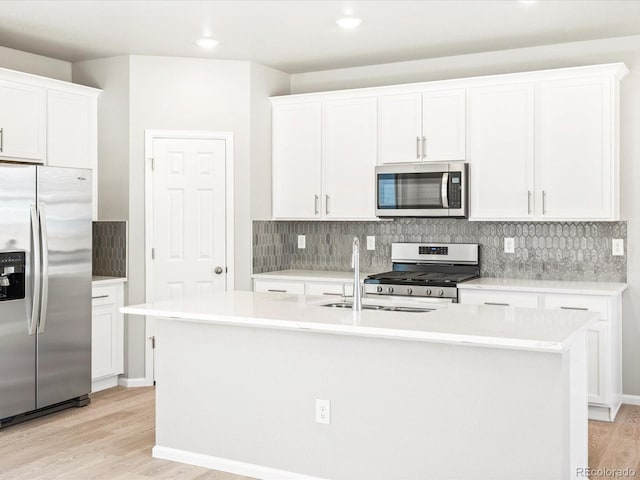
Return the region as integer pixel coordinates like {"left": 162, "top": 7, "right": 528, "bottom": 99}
{"left": 351, "top": 236, "right": 362, "bottom": 312}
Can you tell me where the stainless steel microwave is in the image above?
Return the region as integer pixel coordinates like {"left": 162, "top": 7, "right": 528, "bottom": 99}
{"left": 375, "top": 162, "right": 468, "bottom": 218}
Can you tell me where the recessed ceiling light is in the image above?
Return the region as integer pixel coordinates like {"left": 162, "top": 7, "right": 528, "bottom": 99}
{"left": 195, "top": 38, "right": 219, "bottom": 49}
{"left": 336, "top": 17, "right": 362, "bottom": 29}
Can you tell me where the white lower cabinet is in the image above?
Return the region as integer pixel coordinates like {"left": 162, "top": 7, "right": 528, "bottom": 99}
{"left": 91, "top": 282, "right": 125, "bottom": 393}
{"left": 253, "top": 276, "right": 357, "bottom": 298}
{"left": 459, "top": 287, "right": 622, "bottom": 421}
{"left": 253, "top": 279, "right": 306, "bottom": 295}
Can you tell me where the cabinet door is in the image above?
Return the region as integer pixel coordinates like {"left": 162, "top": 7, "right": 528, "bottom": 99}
{"left": 586, "top": 321, "right": 608, "bottom": 404}
{"left": 377, "top": 94, "right": 422, "bottom": 164}
{"left": 47, "top": 90, "right": 92, "bottom": 169}
{"left": 322, "top": 97, "right": 377, "bottom": 219}
{"left": 467, "top": 84, "right": 535, "bottom": 220}
{"left": 0, "top": 80, "right": 46, "bottom": 162}
{"left": 91, "top": 284, "right": 124, "bottom": 382}
{"left": 91, "top": 304, "right": 119, "bottom": 380}
{"left": 272, "top": 102, "right": 322, "bottom": 218}
{"left": 422, "top": 89, "right": 465, "bottom": 161}
{"left": 536, "top": 77, "right": 613, "bottom": 219}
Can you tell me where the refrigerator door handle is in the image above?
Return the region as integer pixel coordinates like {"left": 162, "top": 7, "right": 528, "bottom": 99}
{"left": 29, "top": 205, "right": 41, "bottom": 336}
{"left": 37, "top": 204, "right": 49, "bottom": 334}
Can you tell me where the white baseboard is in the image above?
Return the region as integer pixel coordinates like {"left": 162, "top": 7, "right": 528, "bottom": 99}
{"left": 622, "top": 394, "right": 640, "bottom": 406}
{"left": 118, "top": 377, "right": 151, "bottom": 388}
{"left": 91, "top": 376, "right": 119, "bottom": 393}
{"left": 152, "top": 446, "right": 327, "bottom": 480}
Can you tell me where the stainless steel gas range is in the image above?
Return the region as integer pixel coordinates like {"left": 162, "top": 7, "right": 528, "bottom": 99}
{"left": 364, "top": 243, "right": 480, "bottom": 303}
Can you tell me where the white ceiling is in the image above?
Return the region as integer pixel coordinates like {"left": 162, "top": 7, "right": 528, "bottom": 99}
{"left": 1, "top": 0, "right": 640, "bottom": 74}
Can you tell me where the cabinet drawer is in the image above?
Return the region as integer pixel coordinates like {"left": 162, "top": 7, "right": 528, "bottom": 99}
{"left": 253, "top": 279, "right": 305, "bottom": 295}
{"left": 543, "top": 294, "right": 610, "bottom": 320}
{"left": 459, "top": 289, "right": 539, "bottom": 308}
{"left": 305, "top": 282, "right": 345, "bottom": 297}
{"left": 92, "top": 286, "right": 117, "bottom": 307}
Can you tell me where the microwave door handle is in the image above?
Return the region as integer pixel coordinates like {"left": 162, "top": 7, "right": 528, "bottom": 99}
{"left": 441, "top": 173, "right": 449, "bottom": 208}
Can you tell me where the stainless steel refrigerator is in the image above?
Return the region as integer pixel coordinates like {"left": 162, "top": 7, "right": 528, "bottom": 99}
{"left": 0, "top": 164, "right": 92, "bottom": 427}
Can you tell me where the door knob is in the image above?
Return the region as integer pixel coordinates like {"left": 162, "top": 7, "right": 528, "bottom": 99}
{"left": 214, "top": 266, "right": 223, "bottom": 275}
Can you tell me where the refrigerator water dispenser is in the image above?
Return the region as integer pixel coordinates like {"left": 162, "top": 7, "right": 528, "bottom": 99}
{"left": 0, "top": 252, "right": 25, "bottom": 301}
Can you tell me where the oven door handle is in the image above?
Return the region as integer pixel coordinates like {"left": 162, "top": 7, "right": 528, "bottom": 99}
{"left": 441, "top": 172, "right": 449, "bottom": 209}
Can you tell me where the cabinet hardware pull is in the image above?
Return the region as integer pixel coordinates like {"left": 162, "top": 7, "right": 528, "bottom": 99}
{"left": 325, "top": 194, "right": 330, "bottom": 215}
{"left": 92, "top": 295, "right": 109, "bottom": 300}
{"left": 267, "top": 289, "right": 287, "bottom": 293}
{"left": 416, "top": 137, "right": 420, "bottom": 159}
{"left": 0, "top": 128, "right": 3, "bottom": 153}
{"left": 314, "top": 195, "right": 319, "bottom": 215}
{"left": 484, "top": 302, "right": 509, "bottom": 306}
{"left": 422, "top": 136, "right": 426, "bottom": 159}
{"left": 322, "top": 292, "right": 341, "bottom": 296}
{"left": 527, "top": 190, "right": 532, "bottom": 214}
{"left": 560, "top": 306, "right": 588, "bottom": 311}
{"left": 542, "top": 190, "right": 547, "bottom": 215}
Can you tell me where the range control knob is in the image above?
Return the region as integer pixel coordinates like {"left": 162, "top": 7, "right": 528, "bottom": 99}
{"left": 425, "top": 288, "right": 432, "bottom": 296}
{"left": 437, "top": 289, "right": 444, "bottom": 297}
{"left": 406, "top": 288, "right": 413, "bottom": 295}
{"left": 376, "top": 286, "right": 383, "bottom": 293}
{"left": 387, "top": 286, "right": 394, "bottom": 294}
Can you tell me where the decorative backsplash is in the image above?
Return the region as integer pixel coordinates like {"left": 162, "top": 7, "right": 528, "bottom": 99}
{"left": 253, "top": 219, "right": 627, "bottom": 282}
{"left": 93, "top": 221, "right": 128, "bottom": 278}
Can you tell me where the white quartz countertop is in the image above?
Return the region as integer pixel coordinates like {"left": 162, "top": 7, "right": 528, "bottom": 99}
{"left": 252, "top": 269, "right": 365, "bottom": 282}
{"left": 121, "top": 290, "right": 595, "bottom": 353}
{"left": 92, "top": 276, "right": 127, "bottom": 286}
{"left": 458, "top": 277, "right": 627, "bottom": 295}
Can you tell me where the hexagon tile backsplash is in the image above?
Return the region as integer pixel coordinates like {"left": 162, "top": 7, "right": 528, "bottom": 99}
{"left": 253, "top": 219, "right": 627, "bottom": 282}
{"left": 93, "top": 221, "right": 127, "bottom": 278}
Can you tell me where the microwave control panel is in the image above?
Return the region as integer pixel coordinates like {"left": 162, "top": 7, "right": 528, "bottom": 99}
{"left": 448, "top": 172, "right": 462, "bottom": 209}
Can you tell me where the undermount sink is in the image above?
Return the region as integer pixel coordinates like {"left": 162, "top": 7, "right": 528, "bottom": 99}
{"left": 321, "top": 301, "right": 435, "bottom": 313}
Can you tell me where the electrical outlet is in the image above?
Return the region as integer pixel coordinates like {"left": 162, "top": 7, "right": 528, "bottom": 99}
{"left": 315, "top": 399, "right": 330, "bottom": 425}
{"left": 504, "top": 237, "right": 515, "bottom": 254}
{"left": 612, "top": 239, "right": 624, "bottom": 256}
{"left": 298, "top": 235, "right": 306, "bottom": 249}
{"left": 366, "top": 236, "right": 375, "bottom": 250}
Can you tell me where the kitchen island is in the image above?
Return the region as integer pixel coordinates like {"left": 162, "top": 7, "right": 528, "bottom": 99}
{"left": 122, "top": 291, "right": 595, "bottom": 480}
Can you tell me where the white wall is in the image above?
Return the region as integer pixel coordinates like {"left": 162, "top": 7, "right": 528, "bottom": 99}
{"left": 72, "top": 56, "right": 130, "bottom": 221}
{"left": 249, "top": 63, "right": 291, "bottom": 220}
{"left": 125, "top": 55, "right": 252, "bottom": 377}
{"left": 291, "top": 35, "right": 640, "bottom": 397}
{"left": 72, "top": 54, "right": 290, "bottom": 381}
{"left": 0, "top": 45, "right": 71, "bottom": 81}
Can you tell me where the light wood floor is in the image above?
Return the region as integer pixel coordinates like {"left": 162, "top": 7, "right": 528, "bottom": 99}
{"left": 1, "top": 387, "right": 639, "bottom": 479}
{"left": 0, "top": 387, "right": 251, "bottom": 480}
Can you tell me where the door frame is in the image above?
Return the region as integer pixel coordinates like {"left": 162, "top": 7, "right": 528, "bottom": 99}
{"left": 143, "top": 130, "right": 234, "bottom": 386}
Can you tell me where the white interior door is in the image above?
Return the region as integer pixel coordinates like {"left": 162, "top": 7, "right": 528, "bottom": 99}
{"left": 152, "top": 137, "right": 228, "bottom": 301}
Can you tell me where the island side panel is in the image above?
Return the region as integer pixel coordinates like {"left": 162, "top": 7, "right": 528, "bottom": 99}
{"left": 153, "top": 318, "right": 583, "bottom": 480}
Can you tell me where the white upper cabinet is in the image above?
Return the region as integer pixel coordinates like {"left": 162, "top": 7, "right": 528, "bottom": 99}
{"left": 271, "top": 63, "right": 627, "bottom": 222}
{"left": 378, "top": 89, "right": 465, "bottom": 164}
{"left": 422, "top": 89, "right": 466, "bottom": 161}
{"left": 322, "top": 97, "right": 377, "bottom": 219}
{"left": 0, "top": 68, "right": 100, "bottom": 219}
{"left": 272, "top": 102, "right": 323, "bottom": 219}
{"left": 47, "top": 90, "right": 94, "bottom": 169}
{"left": 468, "top": 83, "right": 535, "bottom": 220}
{"left": 0, "top": 80, "right": 46, "bottom": 162}
{"left": 272, "top": 98, "right": 377, "bottom": 220}
{"left": 377, "top": 94, "right": 422, "bottom": 163}
{"left": 536, "top": 77, "right": 616, "bottom": 220}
